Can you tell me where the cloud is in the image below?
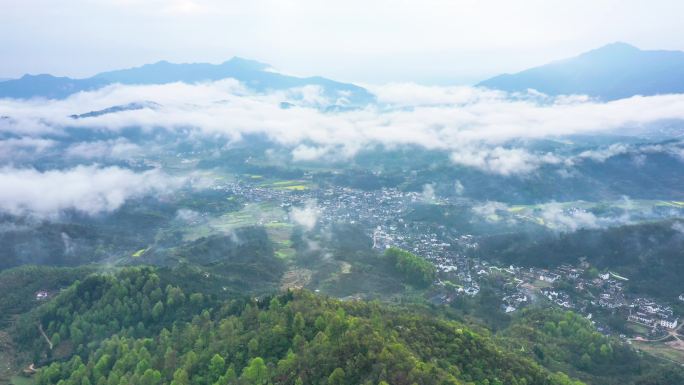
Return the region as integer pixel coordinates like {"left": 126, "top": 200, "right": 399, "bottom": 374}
{"left": 471, "top": 201, "right": 510, "bottom": 222}
{"left": 672, "top": 220, "right": 684, "bottom": 235}
{"left": 470, "top": 198, "right": 672, "bottom": 233}
{"left": 0, "top": 137, "right": 55, "bottom": 161}
{"left": 454, "top": 180, "right": 465, "bottom": 195}
{"left": 450, "top": 147, "right": 562, "bottom": 176}
{"left": 368, "top": 83, "right": 505, "bottom": 106}
{"left": 3, "top": 81, "right": 684, "bottom": 175}
{"left": 538, "top": 204, "right": 600, "bottom": 232}
{"left": 420, "top": 184, "right": 436, "bottom": 202}
{"left": 568, "top": 141, "right": 684, "bottom": 168}
{"left": 0, "top": 165, "right": 184, "bottom": 217}
{"left": 65, "top": 138, "right": 142, "bottom": 159}
{"left": 577, "top": 143, "right": 631, "bottom": 162}
{"left": 289, "top": 200, "right": 320, "bottom": 231}
{"left": 62, "top": 232, "right": 75, "bottom": 255}
{"left": 291, "top": 144, "right": 332, "bottom": 162}
{"left": 175, "top": 208, "right": 202, "bottom": 223}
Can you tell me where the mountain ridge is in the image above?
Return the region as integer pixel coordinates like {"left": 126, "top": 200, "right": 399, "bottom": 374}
{"left": 478, "top": 42, "right": 684, "bottom": 100}
{"left": 0, "top": 57, "right": 374, "bottom": 105}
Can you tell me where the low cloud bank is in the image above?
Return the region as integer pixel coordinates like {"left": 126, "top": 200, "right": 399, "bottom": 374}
{"left": 2, "top": 81, "right": 684, "bottom": 176}
{"left": 0, "top": 165, "right": 184, "bottom": 217}
{"left": 64, "top": 138, "right": 143, "bottom": 160}
{"left": 538, "top": 203, "right": 601, "bottom": 232}
{"left": 0, "top": 137, "right": 56, "bottom": 161}
{"left": 471, "top": 199, "right": 677, "bottom": 232}
{"left": 450, "top": 147, "right": 563, "bottom": 176}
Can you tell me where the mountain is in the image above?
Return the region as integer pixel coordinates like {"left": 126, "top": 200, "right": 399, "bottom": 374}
{"left": 0, "top": 74, "right": 108, "bottom": 99}
{"left": 0, "top": 57, "right": 375, "bottom": 105}
{"left": 478, "top": 42, "right": 684, "bottom": 100}
{"left": 69, "top": 101, "right": 160, "bottom": 119}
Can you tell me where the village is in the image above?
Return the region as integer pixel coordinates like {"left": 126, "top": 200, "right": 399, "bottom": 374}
{"left": 207, "top": 175, "right": 683, "bottom": 342}
{"left": 19, "top": 172, "right": 684, "bottom": 381}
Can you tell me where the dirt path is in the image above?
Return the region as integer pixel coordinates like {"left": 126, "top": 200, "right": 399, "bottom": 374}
{"left": 628, "top": 320, "right": 683, "bottom": 343}
{"left": 38, "top": 323, "right": 52, "bottom": 350}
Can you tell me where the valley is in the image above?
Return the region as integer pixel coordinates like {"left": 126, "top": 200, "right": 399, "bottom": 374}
{"left": 2, "top": 23, "right": 684, "bottom": 384}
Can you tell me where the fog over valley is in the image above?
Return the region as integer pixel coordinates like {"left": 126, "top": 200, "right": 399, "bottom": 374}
{"left": 2, "top": 3, "right": 684, "bottom": 385}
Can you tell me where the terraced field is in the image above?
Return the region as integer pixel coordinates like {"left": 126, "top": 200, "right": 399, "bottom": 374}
{"left": 259, "top": 179, "right": 312, "bottom": 191}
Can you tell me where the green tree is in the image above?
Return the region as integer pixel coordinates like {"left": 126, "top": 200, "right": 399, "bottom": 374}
{"left": 209, "top": 354, "right": 226, "bottom": 381}
{"left": 170, "top": 368, "right": 190, "bottom": 385}
{"left": 93, "top": 354, "right": 111, "bottom": 379}
{"left": 140, "top": 369, "right": 161, "bottom": 385}
{"left": 293, "top": 312, "right": 305, "bottom": 333}
{"left": 51, "top": 332, "right": 61, "bottom": 347}
{"left": 328, "top": 368, "right": 345, "bottom": 385}
{"left": 248, "top": 337, "right": 259, "bottom": 358}
{"left": 241, "top": 357, "right": 269, "bottom": 385}
{"left": 151, "top": 301, "right": 164, "bottom": 320}
{"left": 215, "top": 367, "right": 237, "bottom": 385}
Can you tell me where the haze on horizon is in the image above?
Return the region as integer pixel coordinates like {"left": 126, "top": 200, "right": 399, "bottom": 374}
{"left": 2, "top": 0, "right": 684, "bottom": 85}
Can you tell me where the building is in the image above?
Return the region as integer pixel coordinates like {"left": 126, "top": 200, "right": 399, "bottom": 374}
{"left": 539, "top": 273, "right": 559, "bottom": 283}
{"left": 660, "top": 318, "right": 678, "bottom": 329}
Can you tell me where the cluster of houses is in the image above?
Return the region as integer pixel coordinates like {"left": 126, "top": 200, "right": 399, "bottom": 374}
{"left": 541, "top": 288, "right": 573, "bottom": 308}
{"left": 628, "top": 298, "right": 678, "bottom": 330}
{"left": 215, "top": 176, "right": 681, "bottom": 337}
{"left": 502, "top": 292, "right": 529, "bottom": 313}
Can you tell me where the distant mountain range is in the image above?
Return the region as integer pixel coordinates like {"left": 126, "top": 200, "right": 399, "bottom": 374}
{"left": 5, "top": 44, "right": 684, "bottom": 103}
{"left": 479, "top": 42, "right": 684, "bottom": 100}
{"left": 0, "top": 57, "right": 374, "bottom": 105}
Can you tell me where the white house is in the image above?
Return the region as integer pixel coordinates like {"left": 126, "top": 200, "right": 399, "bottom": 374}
{"left": 660, "top": 318, "right": 678, "bottom": 329}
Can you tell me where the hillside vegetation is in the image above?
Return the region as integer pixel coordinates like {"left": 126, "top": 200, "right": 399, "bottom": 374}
{"left": 12, "top": 268, "right": 585, "bottom": 385}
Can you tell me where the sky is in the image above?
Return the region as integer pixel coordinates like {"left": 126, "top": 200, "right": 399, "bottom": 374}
{"left": 2, "top": 0, "right": 684, "bottom": 84}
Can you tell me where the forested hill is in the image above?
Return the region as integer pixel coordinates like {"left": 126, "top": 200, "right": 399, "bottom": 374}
{"left": 478, "top": 219, "right": 684, "bottom": 299}
{"left": 15, "top": 267, "right": 584, "bottom": 385}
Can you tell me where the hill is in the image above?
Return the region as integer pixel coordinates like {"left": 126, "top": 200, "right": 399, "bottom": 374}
{"left": 478, "top": 219, "right": 684, "bottom": 300}
{"left": 2, "top": 266, "right": 682, "bottom": 385}
{"left": 12, "top": 267, "right": 583, "bottom": 385}
{"left": 478, "top": 42, "right": 684, "bottom": 100}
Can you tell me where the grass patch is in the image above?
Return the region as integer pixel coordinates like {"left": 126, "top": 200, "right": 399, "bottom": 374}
{"left": 275, "top": 249, "right": 297, "bottom": 259}
{"left": 10, "top": 376, "right": 35, "bottom": 385}
{"left": 633, "top": 340, "right": 684, "bottom": 364}
{"left": 625, "top": 322, "right": 650, "bottom": 336}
